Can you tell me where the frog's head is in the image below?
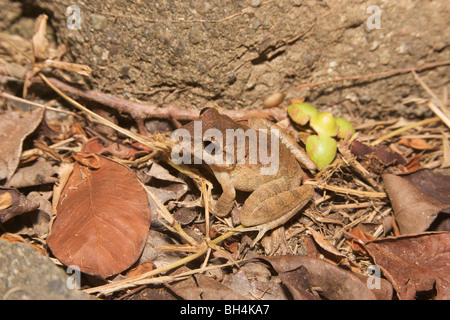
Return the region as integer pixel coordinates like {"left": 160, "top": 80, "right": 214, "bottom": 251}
{"left": 171, "top": 108, "right": 245, "bottom": 167}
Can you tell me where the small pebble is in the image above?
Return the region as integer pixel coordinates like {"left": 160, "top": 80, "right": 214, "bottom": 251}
{"left": 263, "top": 92, "right": 286, "bottom": 108}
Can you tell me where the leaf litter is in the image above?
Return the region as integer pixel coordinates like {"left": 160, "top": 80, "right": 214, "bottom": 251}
{"left": 0, "top": 14, "right": 449, "bottom": 300}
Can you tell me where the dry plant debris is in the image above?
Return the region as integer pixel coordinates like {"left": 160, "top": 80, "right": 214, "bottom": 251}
{"left": 0, "top": 14, "right": 449, "bottom": 301}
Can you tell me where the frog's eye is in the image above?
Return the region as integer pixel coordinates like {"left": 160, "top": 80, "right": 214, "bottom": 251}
{"left": 203, "top": 138, "right": 220, "bottom": 155}
{"left": 200, "top": 107, "right": 212, "bottom": 115}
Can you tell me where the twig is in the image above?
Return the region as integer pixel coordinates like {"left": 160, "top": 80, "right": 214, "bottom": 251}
{"left": 331, "top": 201, "right": 385, "bottom": 210}
{"left": 86, "top": 259, "right": 242, "bottom": 296}
{"left": 305, "top": 180, "right": 387, "bottom": 198}
{"left": 38, "top": 73, "right": 169, "bottom": 152}
{"left": 0, "top": 91, "right": 79, "bottom": 117}
{"left": 411, "top": 71, "right": 450, "bottom": 129}
{"left": 142, "top": 181, "right": 198, "bottom": 246}
{"left": 370, "top": 117, "right": 440, "bottom": 146}
{"left": 84, "top": 227, "right": 240, "bottom": 295}
{"left": 29, "top": 76, "right": 288, "bottom": 121}
{"left": 296, "top": 60, "right": 450, "bottom": 89}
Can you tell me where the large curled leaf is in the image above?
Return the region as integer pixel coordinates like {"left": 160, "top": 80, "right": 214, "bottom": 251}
{"left": 47, "top": 155, "right": 151, "bottom": 278}
{"left": 364, "top": 232, "right": 450, "bottom": 300}
{"left": 383, "top": 173, "right": 449, "bottom": 234}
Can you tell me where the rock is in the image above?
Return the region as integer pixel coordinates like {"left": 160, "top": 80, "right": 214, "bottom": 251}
{"left": 34, "top": 0, "right": 449, "bottom": 118}
{"left": 0, "top": 240, "right": 92, "bottom": 300}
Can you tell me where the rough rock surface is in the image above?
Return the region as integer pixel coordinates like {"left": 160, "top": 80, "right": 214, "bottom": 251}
{"left": 29, "top": 0, "right": 449, "bottom": 118}
{"left": 0, "top": 240, "right": 91, "bottom": 299}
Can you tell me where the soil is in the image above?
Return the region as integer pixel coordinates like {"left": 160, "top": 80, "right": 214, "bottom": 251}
{"left": 7, "top": 0, "right": 448, "bottom": 120}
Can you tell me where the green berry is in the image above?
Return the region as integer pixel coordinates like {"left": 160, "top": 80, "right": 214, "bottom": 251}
{"left": 309, "top": 112, "right": 338, "bottom": 137}
{"left": 287, "top": 103, "right": 319, "bottom": 125}
{"left": 306, "top": 134, "right": 337, "bottom": 169}
{"left": 335, "top": 117, "right": 355, "bottom": 139}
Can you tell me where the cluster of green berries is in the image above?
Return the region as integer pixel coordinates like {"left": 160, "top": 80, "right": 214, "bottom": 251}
{"left": 288, "top": 103, "right": 355, "bottom": 169}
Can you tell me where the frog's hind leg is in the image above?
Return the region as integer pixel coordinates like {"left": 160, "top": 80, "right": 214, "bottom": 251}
{"left": 235, "top": 181, "right": 314, "bottom": 246}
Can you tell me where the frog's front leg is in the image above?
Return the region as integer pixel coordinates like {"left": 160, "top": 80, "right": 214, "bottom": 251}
{"left": 210, "top": 170, "right": 236, "bottom": 217}
{"left": 238, "top": 179, "right": 314, "bottom": 246}
{"left": 248, "top": 117, "right": 317, "bottom": 172}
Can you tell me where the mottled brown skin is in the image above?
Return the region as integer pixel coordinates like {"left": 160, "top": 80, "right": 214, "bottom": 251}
{"left": 181, "top": 108, "right": 314, "bottom": 245}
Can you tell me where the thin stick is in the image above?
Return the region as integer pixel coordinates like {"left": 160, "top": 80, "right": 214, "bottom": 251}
{"left": 411, "top": 71, "right": 450, "bottom": 129}
{"left": 0, "top": 91, "right": 79, "bottom": 117}
{"left": 84, "top": 227, "right": 240, "bottom": 295}
{"left": 427, "top": 101, "right": 450, "bottom": 129}
{"left": 370, "top": 117, "right": 440, "bottom": 146}
{"left": 141, "top": 180, "right": 198, "bottom": 246}
{"left": 305, "top": 180, "right": 387, "bottom": 198}
{"left": 88, "top": 259, "right": 242, "bottom": 296}
{"left": 296, "top": 60, "right": 450, "bottom": 89}
{"left": 29, "top": 76, "right": 288, "bottom": 121}
{"left": 38, "top": 73, "right": 168, "bottom": 152}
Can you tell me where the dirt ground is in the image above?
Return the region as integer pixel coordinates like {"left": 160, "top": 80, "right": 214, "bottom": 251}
{"left": 3, "top": 0, "right": 447, "bottom": 120}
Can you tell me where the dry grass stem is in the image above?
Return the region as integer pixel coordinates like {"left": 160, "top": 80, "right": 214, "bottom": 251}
{"left": 370, "top": 117, "right": 440, "bottom": 146}
{"left": 305, "top": 180, "right": 387, "bottom": 198}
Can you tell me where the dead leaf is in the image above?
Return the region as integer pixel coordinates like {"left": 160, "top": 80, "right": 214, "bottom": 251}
{"left": 402, "top": 168, "right": 450, "bottom": 206}
{"left": 7, "top": 158, "right": 59, "bottom": 188}
{"left": 351, "top": 140, "right": 406, "bottom": 166}
{"left": 0, "top": 109, "right": 44, "bottom": 182}
{"left": 47, "top": 154, "right": 152, "bottom": 278}
{"left": 260, "top": 255, "right": 377, "bottom": 300}
{"left": 144, "top": 162, "right": 188, "bottom": 213}
{"left": 167, "top": 267, "right": 247, "bottom": 300}
{"left": 84, "top": 137, "right": 150, "bottom": 159}
{"left": 125, "top": 262, "right": 156, "bottom": 278}
{"left": 308, "top": 227, "right": 346, "bottom": 261}
{"left": 278, "top": 266, "right": 319, "bottom": 300}
{"left": 0, "top": 191, "right": 13, "bottom": 210}
{"left": 32, "top": 14, "right": 49, "bottom": 61}
{"left": 346, "top": 226, "right": 375, "bottom": 253}
{"left": 0, "top": 232, "right": 46, "bottom": 255}
{"left": 399, "top": 152, "right": 423, "bottom": 173}
{"left": 0, "top": 187, "right": 39, "bottom": 223}
{"left": 398, "top": 138, "right": 436, "bottom": 150}
{"left": 364, "top": 232, "right": 450, "bottom": 300}
{"left": 383, "top": 173, "right": 450, "bottom": 234}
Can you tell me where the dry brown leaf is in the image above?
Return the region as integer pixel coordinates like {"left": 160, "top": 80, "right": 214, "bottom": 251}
{"left": 308, "top": 227, "right": 346, "bottom": 260}
{"left": 364, "top": 232, "right": 450, "bottom": 300}
{"left": 260, "top": 255, "right": 378, "bottom": 300}
{"left": 0, "top": 191, "right": 13, "bottom": 210}
{"left": 278, "top": 266, "right": 319, "bottom": 300}
{"left": 351, "top": 140, "right": 406, "bottom": 166}
{"left": 346, "top": 226, "right": 375, "bottom": 253}
{"left": 0, "top": 187, "right": 39, "bottom": 223}
{"left": 399, "top": 152, "right": 423, "bottom": 173}
{"left": 84, "top": 137, "right": 150, "bottom": 159}
{"left": 383, "top": 173, "right": 450, "bottom": 234}
{"left": 398, "top": 138, "right": 436, "bottom": 150}
{"left": 7, "top": 158, "right": 59, "bottom": 188}
{"left": 167, "top": 267, "right": 247, "bottom": 300}
{"left": 32, "top": 14, "right": 49, "bottom": 61}
{"left": 402, "top": 168, "right": 450, "bottom": 206}
{"left": 125, "top": 262, "right": 156, "bottom": 278}
{"left": 0, "top": 232, "right": 46, "bottom": 255}
{"left": 47, "top": 154, "right": 152, "bottom": 278}
{"left": 0, "top": 108, "right": 44, "bottom": 182}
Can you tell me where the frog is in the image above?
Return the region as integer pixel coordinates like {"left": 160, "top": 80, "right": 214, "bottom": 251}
{"left": 178, "top": 108, "right": 316, "bottom": 246}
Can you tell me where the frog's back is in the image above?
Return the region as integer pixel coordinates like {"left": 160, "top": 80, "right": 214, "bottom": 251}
{"left": 229, "top": 138, "right": 302, "bottom": 192}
